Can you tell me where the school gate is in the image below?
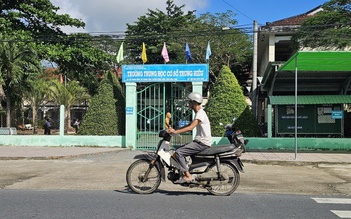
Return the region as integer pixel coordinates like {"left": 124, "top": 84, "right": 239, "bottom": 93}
{"left": 123, "top": 64, "right": 209, "bottom": 150}
{"left": 136, "top": 83, "right": 192, "bottom": 150}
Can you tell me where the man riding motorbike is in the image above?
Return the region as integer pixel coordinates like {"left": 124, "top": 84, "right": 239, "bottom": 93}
{"left": 166, "top": 92, "right": 212, "bottom": 183}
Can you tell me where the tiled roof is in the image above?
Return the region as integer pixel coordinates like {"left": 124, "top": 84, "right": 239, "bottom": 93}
{"left": 264, "top": 5, "right": 323, "bottom": 27}
{"left": 266, "top": 14, "right": 310, "bottom": 26}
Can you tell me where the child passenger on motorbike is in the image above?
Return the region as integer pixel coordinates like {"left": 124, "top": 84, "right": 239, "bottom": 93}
{"left": 166, "top": 92, "right": 212, "bottom": 183}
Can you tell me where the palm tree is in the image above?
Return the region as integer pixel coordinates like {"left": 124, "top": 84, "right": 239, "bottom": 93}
{"left": 0, "top": 36, "right": 39, "bottom": 127}
{"left": 24, "top": 78, "right": 50, "bottom": 134}
{"left": 47, "top": 79, "right": 90, "bottom": 133}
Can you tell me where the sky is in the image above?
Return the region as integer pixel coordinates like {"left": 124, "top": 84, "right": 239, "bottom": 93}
{"left": 50, "top": 0, "right": 328, "bottom": 34}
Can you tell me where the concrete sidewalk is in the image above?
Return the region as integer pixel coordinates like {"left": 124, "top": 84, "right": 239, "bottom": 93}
{"left": 0, "top": 146, "right": 125, "bottom": 159}
{"left": 0, "top": 146, "right": 350, "bottom": 164}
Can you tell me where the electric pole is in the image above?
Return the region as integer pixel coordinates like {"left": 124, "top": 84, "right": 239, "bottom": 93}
{"left": 252, "top": 20, "right": 258, "bottom": 119}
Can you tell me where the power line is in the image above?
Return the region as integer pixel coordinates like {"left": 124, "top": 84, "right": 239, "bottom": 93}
{"left": 221, "top": 0, "right": 254, "bottom": 22}
{"left": 1, "top": 22, "right": 351, "bottom": 43}
{"left": 0, "top": 26, "right": 254, "bottom": 43}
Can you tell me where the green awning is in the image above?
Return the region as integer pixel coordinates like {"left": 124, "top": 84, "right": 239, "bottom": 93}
{"left": 278, "top": 51, "right": 351, "bottom": 72}
{"left": 269, "top": 95, "right": 351, "bottom": 105}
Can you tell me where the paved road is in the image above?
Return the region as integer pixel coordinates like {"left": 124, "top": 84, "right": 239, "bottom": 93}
{"left": 0, "top": 190, "right": 350, "bottom": 219}
{"left": 1, "top": 149, "right": 350, "bottom": 196}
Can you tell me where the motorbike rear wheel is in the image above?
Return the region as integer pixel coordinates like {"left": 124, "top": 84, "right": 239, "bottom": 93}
{"left": 126, "top": 159, "right": 161, "bottom": 194}
{"left": 207, "top": 162, "right": 240, "bottom": 196}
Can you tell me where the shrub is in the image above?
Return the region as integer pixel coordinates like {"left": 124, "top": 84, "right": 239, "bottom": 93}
{"left": 79, "top": 71, "right": 125, "bottom": 135}
{"left": 235, "top": 105, "right": 261, "bottom": 137}
{"left": 205, "top": 65, "right": 260, "bottom": 137}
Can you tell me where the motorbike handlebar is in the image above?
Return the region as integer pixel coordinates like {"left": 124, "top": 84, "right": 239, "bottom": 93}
{"left": 170, "top": 133, "right": 182, "bottom": 138}
{"left": 158, "top": 130, "right": 182, "bottom": 140}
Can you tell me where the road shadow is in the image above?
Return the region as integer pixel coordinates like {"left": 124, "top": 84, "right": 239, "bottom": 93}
{"left": 114, "top": 186, "right": 211, "bottom": 196}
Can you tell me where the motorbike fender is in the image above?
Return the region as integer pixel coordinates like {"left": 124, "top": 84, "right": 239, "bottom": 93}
{"left": 133, "top": 154, "right": 166, "bottom": 182}
{"left": 222, "top": 158, "right": 244, "bottom": 173}
{"left": 133, "top": 153, "right": 157, "bottom": 160}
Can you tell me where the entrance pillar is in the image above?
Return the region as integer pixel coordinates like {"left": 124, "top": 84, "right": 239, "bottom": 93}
{"left": 125, "top": 82, "right": 137, "bottom": 149}
{"left": 192, "top": 82, "right": 203, "bottom": 95}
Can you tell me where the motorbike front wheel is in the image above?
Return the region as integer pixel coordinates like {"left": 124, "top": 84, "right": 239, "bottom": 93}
{"left": 126, "top": 159, "right": 161, "bottom": 194}
{"left": 207, "top": 162, "right": 240, "bottom": 196}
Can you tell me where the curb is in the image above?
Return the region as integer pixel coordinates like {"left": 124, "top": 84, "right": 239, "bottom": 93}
{"left": 241, "top": 159, "right": 351, "bottom": 166}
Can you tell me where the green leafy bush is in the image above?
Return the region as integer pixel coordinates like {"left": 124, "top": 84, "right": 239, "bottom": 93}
{"left": 79, "top": 72, "right": 125, "bottom": 135}
{"left": 234, "top": 105, "right": 261, "bottom": 137}
{"left": 206, "top": 65, "right": 260, "bottom": 137}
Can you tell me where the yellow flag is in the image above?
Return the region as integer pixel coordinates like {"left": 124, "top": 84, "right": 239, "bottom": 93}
{"left": 142, "top": 42, "right": 147, "bottom": 64}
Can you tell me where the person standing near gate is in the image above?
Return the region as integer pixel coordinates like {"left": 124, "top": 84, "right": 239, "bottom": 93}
{"left": 43, "top": 116, "right": 52, "bottom": 135}
{"left": 73, "top": 118, "right": 80, "bottom": 134}
{"left": 166, "top": 92, "right": 212, "bottom": 183}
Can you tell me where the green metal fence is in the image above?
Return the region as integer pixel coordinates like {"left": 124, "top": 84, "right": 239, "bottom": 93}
{"left": 136, "top": 83, "right": 192, "bottom": 150}
{"left": 170, "top": 83, "right": 192, "bottom": 148}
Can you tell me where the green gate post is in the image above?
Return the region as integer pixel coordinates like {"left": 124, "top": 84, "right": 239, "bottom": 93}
{"left": 125, "top": 82, "right": 137, "bottom": 149}
{"left": 192, "top": 82, "right": 203, "bottom": 139}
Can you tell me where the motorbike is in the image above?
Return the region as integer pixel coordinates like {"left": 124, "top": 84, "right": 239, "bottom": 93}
{"left": 126, "top": 129, "right": 249, "bottom": 196}
{"left": 224, "top": 121, "right": 247, "bottom": 153}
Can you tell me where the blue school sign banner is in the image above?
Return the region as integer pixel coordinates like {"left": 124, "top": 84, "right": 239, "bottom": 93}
{"left": 122, "top": 64, "right": 209, "bottom": 82}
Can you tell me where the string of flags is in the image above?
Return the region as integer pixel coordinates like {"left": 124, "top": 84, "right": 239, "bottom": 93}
{"left": 116, "top": 41, "right": 212, "bottom": 64}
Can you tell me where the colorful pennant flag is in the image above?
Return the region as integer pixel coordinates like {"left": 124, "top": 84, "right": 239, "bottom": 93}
{"left": 116, "top": 42, "right": 124, "bottom": 64}
{"left": 185, "top": 42, "right": 192, "bottom": 62}
{"left": 205, "top": 41, "right": 211, "bottom": 62}
{"left": 142, "top": 42, "right": 147, "bottom": 64}
{"left": 161, "top": 42, "right": 169, "bottom": 63}
{"left": 59, "top": 74, "right": 63, "bottom": 84}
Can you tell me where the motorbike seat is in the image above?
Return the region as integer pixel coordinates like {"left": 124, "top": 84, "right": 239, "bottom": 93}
{"left": 196, "top": 144, "right": 236, "bottom": 156}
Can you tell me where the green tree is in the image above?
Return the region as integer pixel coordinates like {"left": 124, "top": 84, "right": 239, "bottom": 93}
{"left": 79, "top": 71, "right": 125, "bottom": 135}
{"left": 0, "top": 0, "right": 84, "bottom": 36}
{"left": 292, "top": 0, "right": 351, "bottom": 49}
{"left": 0, "top": 34, "right": 40, "bottom": 127}
{"left": 1, "top": 1, "right": 113, "bottom": 95}
{"left": 206, "top": 66, "right": 260, "bottom": 137}
{"left": 125, "top": 0, "right": 197, "bottom": 64}
{"left": 48, "top": 79, "right": 90, "bottom": 133}
{"left": 184, "top": 11, "right": 252, "bottom": 87}
{"left": 125, "top": 4, "right": 252, "bottom": 89}
{"left": 41, "top": 34, "right": 113, "bottom": 95}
